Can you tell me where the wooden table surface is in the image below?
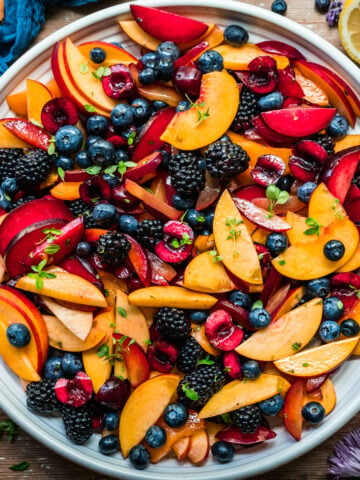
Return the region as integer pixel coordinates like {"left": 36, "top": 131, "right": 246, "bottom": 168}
{"left": 0, "top": 0, "right": 359, "bottom": 479}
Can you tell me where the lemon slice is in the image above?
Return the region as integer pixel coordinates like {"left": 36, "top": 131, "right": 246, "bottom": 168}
{"left": 338, "top": 0, "right": 360, "bottom": 64}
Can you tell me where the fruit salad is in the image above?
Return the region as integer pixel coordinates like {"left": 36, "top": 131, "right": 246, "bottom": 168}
{"left": 0, "top": 2, "right": 359, "bottom": 471}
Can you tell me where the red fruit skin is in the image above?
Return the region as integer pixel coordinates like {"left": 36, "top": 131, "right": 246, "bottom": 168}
{"left": 55, "top": 371, "right": 93, "bottom": 407}
{"left": 345, "top": 184, "right": 360, "bottom": 203}
{"left": 131, "top": 107, "right": 175, "bottom": 162}
{"left": 130, "top": 4, "right": 208, "bottom": 44}
{"left": 155, "top": 240, "right": 193, "bottom": 264}
{"left": 146, "top": 250, "right": 177, "bottom": 285}
{"left": 251, "top": 116, "right": 298, "bottom": 147}
{"left": 306, "top": 373, "right": 329, "bottom": 393}
{"left": 94, "top": 376, "right": 131, "bottom": 411}
{"left": 195, "top": 172, "right": 221, "bottom": 211}
{"left": 205, "top": 309, "right": 244, "bottom": 351}
{"left": 113, "top": 334, "right": 150, "bottom": 387}
{"left": 233, "top": 185, "right": 266, "bottom": 202}
{"left": 80, "top": 176, "right": 112, "bottom": 205}
{"left": 277, "top": 67, "right": 304, "bottom": 98}
{"left": 212, "top": 299, "right": 253, "bottom": 331}
{"left": 41, "top": 97, "right": 78, "bottom": 134}
{"left": 223, "top": 351, "right": 242, "bottom": 379}
{"left": 259, "top": 268, "right": 282, "bottom": 308}
{"left": 147, "top": 339, "right": 178, "bottom": 373}
{"left": 173, "top": 65, "right": 202, "bottom": 97}
{"left": 257, "top": 40, "right": 306, "bottom": 60}
{"left": 123, "top": 151, "right": 162, "bottom": 184}
{"left": 216, "top": 425, "right": 277, "bottom": 445}
{"left": 235, "top": 69, "right": 278, "bottom": 95}
{"left": 293, "top": 140, "right": 328, "bottom": 164}
{"left": 283, "top": 378, "right": 305, "bottom": 441}
{"left": 233, "top": 198, "right": 291, "bottom": 232}
{"left": 58, "top": 255, "right": 104, "bottom": 290}
{"left": 124, "top": 234, "right": 151, "bottom": 287}
{"left": 64, "top": 170, "right": 92, "bottom": 182}
{"left": 321, "top": 146, "right": 360, "bottom": 204}
{"left": 344, "top": 198, "right": 360, "bottom": 225}
{"left": 289, "top": 156, "right": 320, "bottom": 182}
{"left": 4, "top": 119, "right": 51, "bottom": 150}
{"left": 251, "top": 154, "right": 286, "bottom": 186}
{"left": 102, "top": 64, "right": 136, "bottom": 99}
{"left": 173, "top": 41, "right": 209, "bottom": 70}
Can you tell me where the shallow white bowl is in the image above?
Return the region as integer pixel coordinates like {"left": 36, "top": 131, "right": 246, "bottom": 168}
{"left": 0, "top": 1, "right": 359, "bottom": 479}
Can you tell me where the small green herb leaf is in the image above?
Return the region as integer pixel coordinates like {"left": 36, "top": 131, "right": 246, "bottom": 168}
{"left": 9, "top": 462, "right": 29, "bottom": 472}
{"left": 57, "top": 166, "right": 65, "bottom": 181}
{"left": 84, "top": 104, "right": 96, "bottom": 112}
{"left": 252, "top": 300, "right": 263, "bottom": 310}
{"left": 80, "top": 63, "right": 89, "bottom": 74}
{"left": 182, "top": 382, "right": 199, "bottom": 401}
{"left": 44, "top": 243, "right": 60, "bottom": 255}
{"left": 86, "top": 165, "right": 102, "bottom": 175}
{"left": 0, "top": 419, "right": 19, "bottom": 442}
{"left": 117, "top": 307, "right": 127, "bottom": 318}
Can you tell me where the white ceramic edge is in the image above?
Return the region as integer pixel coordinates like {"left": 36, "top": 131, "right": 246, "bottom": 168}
{"left": 0, "top": 2, "right": 359, "bottom": 479}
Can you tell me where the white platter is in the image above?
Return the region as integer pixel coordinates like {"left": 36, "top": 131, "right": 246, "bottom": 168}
{"left": 0, "top": 1, "right": 359, "bottom": 479}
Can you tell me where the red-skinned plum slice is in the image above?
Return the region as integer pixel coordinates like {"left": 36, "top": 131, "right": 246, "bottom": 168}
{"left": 277, "top": 67, "right": 304, "bottom": 98}
{"left": 233, "top": 185, "right": 266, "bottom": 201}
{"left": 211, "top": 299, "right": 253, "bottom": 331}
{"left": 173, "top": 41, "right": 209, "bottom": 70}
{"left": 216, "top": 425, "right": 276, "bottom": 445}
{"left": 257, "top": 40, "right": 306, "bottom": 61}
{"left": 79, "top": 175, "right": 112, "bottom": 205}
{"left": 113, "top": 333, "right": 150, "bottom": 388}
{"left": 4, "top": 119, "right": 51, "bottom": 150}
{"left": 233, "top": 198, "right": 291, "bottom": 232}
{"left": 195, "top": 172, "right": 221, "bottom": 211}
{"left": 124, "top": 234, "right": 151, "bottom": 287}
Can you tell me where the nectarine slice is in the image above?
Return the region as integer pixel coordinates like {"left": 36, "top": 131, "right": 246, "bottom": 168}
{"left": 6, "top": 90, "right": 28, "bottom": 117}
{"left": 236, "top": 298, "right": 322, "bottom": 361}
{"left": 272, "top": 285, "right": 305, "bottom": 322}
{"left": 274, "top": 337, "right": 359, "bottom": 377}
{"left": 198, "top": 374, "right": 291, "bottom": 418}
{"left": 187, "top": 429, "right": 210, "bottom": 465}
{"left": 115, "top": 290, "right": 149, "bottom": 351}
{"left": 302, "top": 378, "right": 336, "bottom": 415}
{"left": 183, "top": 251, "right": 236, "bottom": 293}
{"left": 273, "top": 218, "right": 359, "bottom": 280}
{"left": 119, "top": 374, "right": 180, "bottom": 457}
{"left": 335, "top": 134, "right": 360, "bottom": 153}
{"left": 285, "top": 211, "right": 314, "bottom": 244}
{"left": 98, "top": 271, "right": 127, "bottom": 306}
{"left": 16, "top": 270, "right": 108, "bottom": 308}
{"left": 283, "top": 378, "right": 305, "bottom": 441}
{"left": 160, "top": 71, "right": 239, "bottom": 150}
{"left": 78, "top": 40, "right": 137, "bottom": 67}
{"left": 337, "top": 241, "right": 360, "bottom": 273}
{"left": 308, "top": 183, "right": 347, "bottom": 227}
{"left": 128, "top": 286, "right": 217, "bottom": 309}
{"left": 213, "top": 44, "right": 289, "bottom": 70}
{"left": 26, "top": 79, "right": 53, "bottom": 124}
{"left": 213, "top": 190, "right": 262, "bottom": 285}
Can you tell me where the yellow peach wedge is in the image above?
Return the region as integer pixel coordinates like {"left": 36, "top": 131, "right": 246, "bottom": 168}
{"left": 213, "top": 44, "right": 289, "bottom": 70}
{"left": 308, "top": 183, "right": 347, "bottom": 226}
{"left": 26, "top": 79, "right": 53, "bottom": 125}
{"left": 128, "top": 286, "right": 217, "bottom": 309}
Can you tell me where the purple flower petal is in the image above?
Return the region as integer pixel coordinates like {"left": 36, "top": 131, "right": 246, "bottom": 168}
{"left": 328, "top": 428, "right": 360, "bottom": 478}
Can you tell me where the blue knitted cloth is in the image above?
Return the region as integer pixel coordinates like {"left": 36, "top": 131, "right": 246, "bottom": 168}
{"left": 0, "top": 0, "right": 99, "bottom": 75}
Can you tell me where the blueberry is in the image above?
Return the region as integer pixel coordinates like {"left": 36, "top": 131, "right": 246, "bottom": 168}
{"left": 138, "top": 67, "right": 157, "bottom": 85}
{"left": 118, "top": 214, "right": 138, "bottom": 234}
{"left": 61, "top": 352, "right": 83, "bottom": 378}
{"left": 76, "top": 241, "right": 92, "bottom": 257}
{"left": 115, "top": 149, "right": 129, "bottom": 163}
{"left": 297, "top": 182, "right": 317, "bottom": 203}
{"left": 164, "top": 402, "right": 188, "bottom": 428}
{"left": 128, "top": 444, "right": 150, "bottom": 470}
{"left": 323, "top": 296, "right": 344, "bottom": 320}
{"left": 98, "top": 434, "right": 119, "bottom": 455}
{"left": 249, "top": 307, "right": 271, "bottom": 329}
{"left": 276, "top": 174, "right": 294, "bottom": 192}
{"left": 145, "top": 425, "right": 166, "bottom": 448}
{"left": 319, "top": 320, "right": 341, "bottom": 342}
{"left": 90, "top": 47, "right": 106, "bottom": 64}
{"left": 242, "top": 359, "right": 262, "bottom": 379}
{"left": 265, "top": 232, "right": 288, "bottom": 256}
{"left": 307, "top": 277, "right": 330, "bottom": 298}
{"left": 211, "top": 441, "right": 235, "bottom": 463}
{"left": 271, "top": 0, "right": 287, "bottom": 14}
{"left": 141, "top": 52, "right": 160, "bottom": 70}
{"left": 131, "top": 98, "right": 151, "bottom": 124}
{"left": 103, "top": 173, "right": 119, "bottom": 188}
{"left": 43, "top": 356, "right": 64, "bottom": 380}
{"left": 55, "top": 155, "right": 74, "bottom": 171}
{"left": 323, "top": 239, "right": 345, "bottom": 261}
{"left": 197, "top": 50, "right": 224, "bottom": 73}
{"left": 86, "top": 135, "right": 102, "bottom": 150}
{"left": 103, "top": 412, "right": 120, "bottom": 431}
{"left": 160, "top": 149, "right": 170, "bottom": 170}
{"left": 224, "top": 24, "right": 249, "bottom": 46}
{"left": 0, "top": 187, "right": 11, "bottom": 211}
{"left": 205, "top": 211, "right": 214, "bottom": 231}
{"left": 157, "top": 59, "right": 174, "bottom": 82}
{"left": 86, "top": 115, "right": 108, "bottom": 136}
{"left": 152, "top": 100, "right": 168, "bottom": 111}
{"left": 88, "top": 138, "right": 115, "bottom": 167}
{"left": 6, "top": 323, "right": 31, "bottom": 347}
{"left": 110, "top": 103, "right": 134, "bottom": 129}
{"left": 1, "top": 177, "right": 18, "bottom": 196}
{"left": 171, "top": 194, "right": 195, "bottom": 210}
{"left": 315, "top": 0, "right": 330, "bottom": 12}
{"left": 183, "top": 209, "right": 206, "bottom": 230}
{"left": 189, "top": 310, "right": 208, "bottom": 324}
{"left": 259, "top": 393, "right": 284, "bottom": 416}
{"left": 326, "top": 114, "right": 349, "bottom": 138}
{"left": 340, "top": 318, "right": 360, "bottom": 337}
{"left": 55, "top": 125, "right": 83, "bottom": 154}
{"left": 228, "top": 290, "right": 252, "bottom": 309}
{"left": 75, "top": 151, "right": 91, "bottom": 169}
{"left": 257, "top": 92, "right": 284, "bottom": 111}
{"left": 176, "top": 100, "right": 191, "bottom": 113}
{"left": 92, "top": 203, "right": 117, "bottom": 227}
{"left": 301, "top": 401, "right": 325, "bottom": 424}
{"left": 157, "top": 41, "right": 180, "bottom": 62}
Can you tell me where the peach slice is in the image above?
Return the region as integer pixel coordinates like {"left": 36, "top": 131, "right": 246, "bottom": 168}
{"left": 187, "top": 429, "right": 210, "bottom": 465}
{"left": 160, "top": 71, "right": 239, "bottom": 150}
{"left": 26, "top": 79, "right": 53, "bottom": 124}
{"left": 78, "top": 40, "right": 137, "bottom": 67}
{"left": 16, "top": 270, "right": 108, "bottom": 308}
{"left": 213, "top": 44, "right": 289, "bottom": 70}
{"left": 0, "top": 320, "right": 40, "bottom": 382}
{"left": 98, "top": 270, "right": 128, "bottom": 306}
{"left": 308, "top": 183, "right": 347, "bottom": 227}
{"left": 302, "top": 378, "right": 336, "bottom": 415}
{"left": 6, "top": 90, "right": 28, "bottom": 117}
{"left": 235, "top": 298, "right": 322, "bottom": 361}
{"left": 41, "top": 296, "right": 93, "bottom": 341}
{"left": 272, "top": 285, "right": 305, "bottom": 321}
{"left": 43, "top": 314, "right": 106, "bottom": 352}
{"left": 337, "top": 241, "right": 360, "bottom": 272}
{"left": 128, "top": 286, "right": 217, "bottom": 309}
{"left": 335, "top": 134, "right": 360, "bottom": 153}
{"left": 119, "top": 374, "right": 180, "bottom": 457}
{"left": 283, "top": 378, "right": 305, "bottom": 441}
{"left": 191, "top": 324, "right": 221, "bottom": 357}
{"left": 115, "top": 289, "right": 149, "bottom": 351}
{"left": 50, "top": 181, "right": 82, "bottom": 201}
{"left": 285, "top": 211, "right": 314, "bottom": 244}
{"left": 213, "top": 190, "right": 262, "bottom": 285}
{"left": 274, "top": 337, "right": 358, "bottom": 377}
{"left": 272, "top": 217, "right": 359, "bottom": 280}
{"left": 183, "top": 251, "right": 236, "bottom": 293}
{"left": 198, "top": 374, "right": 291, "bottom": 418}
{"left": 172, "top": 436, "right": 192, "bottom": 460}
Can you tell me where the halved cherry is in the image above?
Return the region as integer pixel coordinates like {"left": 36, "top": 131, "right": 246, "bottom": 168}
{"left": 205, "top": 309, "right": 244, "bottom": 351}
{"left": 80, "top": 175, "right": 112, "bottom": 205}
{"left": 154, "top": 221, "right": 194, "bottom": 263}
{"left": 236, "top": 56, "right": 278, "bottom": 95}
{"left": 41, "top": 97, "right": 78, "bottom": 134}
{"left": 147, "top": 339, "right": 178, "bottom": 373}
{"left": 251, "top": 155, "right": 286, "bottom": 186}
{"left": 54, "top": 371, "right": 93, "bottom": 408}
{"left": 102, "top": 64, "right": 136, "bottom": 99}
{"left": 223, "top": 351, "right": 242, "bottom": 379}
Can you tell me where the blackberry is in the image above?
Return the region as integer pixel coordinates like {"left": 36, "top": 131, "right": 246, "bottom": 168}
{"left": 230, "top": 404, "right": 262, "bottom": 434}
{"left": 136, "top": 219, "right": 163, "bottom": 249}
{"left": 26, "top": 378, "right": 61, "bottom": 414}
{"left": 176, "top": 336, "right": 207, "bottom": 373}
{"left": 177, "top": 363, "right": 226, "bottom": 409}
{"left": 15, "top": 149, "right": 54, "bottom": 186}
{"left": 66, "top": 199, "right": 95, "bottom": 228}
{"left": 96, "top": 231, "right": 130, "bottom": 266}
{"left": 0, "top": 148, "right": 22, "bottom": 180}
{"left": 230, "top": 87, "right": 259, "bottom": 132}
{"left": 311, "top": 133, "right": 335, "bottom": 156}
{"left": 154, "top": 307, "right": 191, "bottom": 342}
{"left": 10, "top": 194, "right": 37, "bottom": 210}
{"left": 62, "top": 404, "right": 93, "bottom": 444}
{"left": 168, "top": 151, "right": 205, "bottom": 199}
{"left": 205, "top": 141, "right": 250, "bottom": 180}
